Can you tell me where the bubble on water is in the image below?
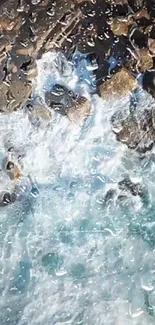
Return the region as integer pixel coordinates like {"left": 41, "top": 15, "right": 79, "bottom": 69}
{"left": 1, "top": 51, "right": 155, "bottom": 325}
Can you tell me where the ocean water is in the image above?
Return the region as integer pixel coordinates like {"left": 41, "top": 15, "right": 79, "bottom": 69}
{"left": 0, "top": 51, "right": 155, "bottom": 325}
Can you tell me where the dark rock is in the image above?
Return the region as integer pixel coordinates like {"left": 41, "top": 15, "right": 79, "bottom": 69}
{"left": 45, "top": 85, "right": 91, "bottom": 125}
{"left": 118, "top": 176, "right": 143, "bottom": 196}
{"left": 111, "top": 105, "right": 155, "bottom": 153}
{"left": 0, "top": 191, "right": 17, "bottom": 207}
{"left": 0, "top": 0, "right": 155, "bottom": 112}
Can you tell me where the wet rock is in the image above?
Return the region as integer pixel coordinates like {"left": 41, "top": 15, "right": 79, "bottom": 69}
{"left": 27, "top": 103, "right": 52, "bottom": 121}
{"left": 67, "top": 97, "right": 91, "bottom": 126}
{"left": 5, "top": 161, "right": 21, "bottom": 180}
{"left": 137, "top": 48, "right": 153, "bottom": 72}
{"left": 134, "top": 8, "right": 150, "bottom": 21}
{"left": 129, "top": 48, "right": 153, "bottom": 73}
{"left": 45, "top": 85, "right": 73, "bottom": 116}
{"left": 7, "top": 80, "right": 32, "bottom": 112}
{"left": 0, "top": 191, "right": 17, "bottom": 207}
{"left": 0, "top": 0, "right": 154, "bottom": 113}
{"left": 0, "top": 0, "right": 78, "bottom": 112}
{"left": 118, "top": 176, "right": 143, "bottom": 196}
{"left": 99, "top": 67, "right": 138, "bottom": 99}
{"left": 129, "top": 27, "right": 148, "bottom": 49}
{"left": 102, "top": 188, "right": 116, "bottom": 205}
{"left": 111, "top": 107, "right": 155, "bottom": 153}
{"left": 148, "top": 38, "right": 155, "bottom": 56}
{"left": 46, "top": 84, "right": 91, "bottom": 125}
{"left": 142, "top": 70, "right": 155, "bottom": 98}
{"left": 110, "top": 16, "right": 134, "bottom": 36}
{"left": 0, "top": 84, "right": 8, "bottom": 112}
{"left": 26, "top": 102, "right": 52, "bottom": 127}
{"left": 102, "top": 176, "right": 146, "bottom": 207}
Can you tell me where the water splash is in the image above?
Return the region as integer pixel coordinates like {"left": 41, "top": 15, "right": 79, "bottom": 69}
{"left": 0, "top": 51, "right": 155, "bottom": 325}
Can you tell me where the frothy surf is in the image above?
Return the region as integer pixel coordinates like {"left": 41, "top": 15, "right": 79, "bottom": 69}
{"left": 0, "top": 51, "right": 155, "bottom": 325}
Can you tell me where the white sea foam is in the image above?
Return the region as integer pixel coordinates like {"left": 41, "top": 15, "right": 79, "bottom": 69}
{"left": 0, "top": 51, "right": 155, "bottom": 325}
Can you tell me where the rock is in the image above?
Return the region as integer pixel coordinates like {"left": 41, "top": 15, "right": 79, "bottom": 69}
{"left": 0, "top": 80, "right": 32, "bottom": 113}
{"left": 7, "top": 80, "right": 32, "bottom": 112}
{"left": 118, "top": 177, "right": 143, "bottom": 196}
{"left": 67, "top": 97, "right": 91, "bottom": 126}
{"left": 129, "top": 27, "right": 148, "bottom": 49}
{"left": 27, "top": 102, "right": 52, "bottom": 127}
{"left": 45, "top": 84, "right": 91, "bottom": 125}
{"left": 102, "top": 176, "right": 146, "bottom": 207}
{"left": 27, "top": 103, "right": 52, "bottom": 121}
{"left": 0, "top": 0, "right": 154, "bottom": 114}
{"left": 99, "top": 67, "right": 138, "bottom": 99}
{"left": 45, "top": 85, "right": 73, "bottom": 116}
{"left": 111, "top": 107, "right": 155, "bottom": 153}
{"left": 130, "top": 48, "right": 153, "bottom": 73}
{"left": 134, "top": 8, "right": 150, "bottom": 20}
{"left": 0, "top": 191, "right": 17, "bottom": 207}
{"left": 5, "top": 161, "right": 21, "bottom": 180}
{"left": 110, "top": 16, "right": 134, "bottom": 36}
{"left": 0, "top": 0, "right": 78, "bottom": 112}
{"left": 0, "top": 84, "right": 8, "bottom": 112}
{"left": 148, "top": 38, "right": 155, "bottom": 56}
{"left": 102, "top": 188, "right": 116, "bottom": 205}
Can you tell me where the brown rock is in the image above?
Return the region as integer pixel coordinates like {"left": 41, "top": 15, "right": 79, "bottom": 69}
{"left": 148, "top": 38, "right": 155, "bottom": 56}
{"left": 67, "top": 97, "right": 91, "bottom": 126}
{"left": 8, "top": 80, "right": 32, "bottom": 111}
{"left": 130, "top": 48, "right": 153, "bottom": 73}
{"left": 5, "top": 161, "right": 21, "bottom": 180}
{"left": 110, "top": 16, "right": 133, "bottom": 36}
{"left": 0, "top": 80, "right": 32, "bottom": 112}
{"left": 0, "top": 83, "right": 8, "bottom": 112}
{"left": 134, "top": 8, "right": 150, "bottom": 20}
{"left": 111, "top": 108, "right": 155, "bottom": 153}
{"left": 28, "top": 104, "right": 52, "bottom": 120}
{"left": 99, "top": 68, "right": 138, "bottom": 99}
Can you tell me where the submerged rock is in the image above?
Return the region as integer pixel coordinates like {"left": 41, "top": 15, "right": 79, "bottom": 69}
{"left": 111, "top": 106, "right": 155, "bottom": 153}
{"left": 118, "top": 176, "right": 144, "bottom": 196}
{"left": 0, "top": 191, "right": 17, "bottom": 207}
{"left": 27, "top": 103, "right": 52, "bottom": 127}
{"left": 103, "top": 176, "right": 147, "bottom": 207}
{"left": 67, "top": 97, "right": 91, "bottom": 126}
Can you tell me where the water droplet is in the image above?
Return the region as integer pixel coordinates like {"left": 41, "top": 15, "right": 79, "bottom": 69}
{"left": 87, "top": 35, "right": 96, "bottom": 48}
{"left": 31, "top": 0, "right": 41, "bottom": 4}
{"left": 98, "top": 34, "right": 104, "bottom": 41}
{"left": 88, "top": 10, "right": 95, "bottom": 18}
{"left": 47, "top": 8, "right": 55, "bottom": 17}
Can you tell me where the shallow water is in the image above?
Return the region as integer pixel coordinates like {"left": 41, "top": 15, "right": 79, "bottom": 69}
{"left": 0, "top": 51, "right": 155, "bottom": 325}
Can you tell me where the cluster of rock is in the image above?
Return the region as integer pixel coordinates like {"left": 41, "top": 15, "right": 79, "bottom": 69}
{"left": 1, "top": 0, "right": 155, "bottom": 148}
{"left": 102, "top": 176, "right": 148, "bottom": 207}
{"left": 0, "top": 0, "right": 83, "bottom": 112}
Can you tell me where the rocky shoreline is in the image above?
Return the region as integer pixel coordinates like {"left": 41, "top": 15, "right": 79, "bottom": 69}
{"left": 0, "top": 0, "right": 155, "bottom": 110}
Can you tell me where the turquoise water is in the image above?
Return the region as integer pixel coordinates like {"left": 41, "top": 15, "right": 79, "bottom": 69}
{"left": 0, "top": 52, "right": 155, "bottom": 325}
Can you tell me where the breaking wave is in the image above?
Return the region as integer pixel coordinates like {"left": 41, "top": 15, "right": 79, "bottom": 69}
{"left": 0, "top": 51, "right": 155, "bottom": 325}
